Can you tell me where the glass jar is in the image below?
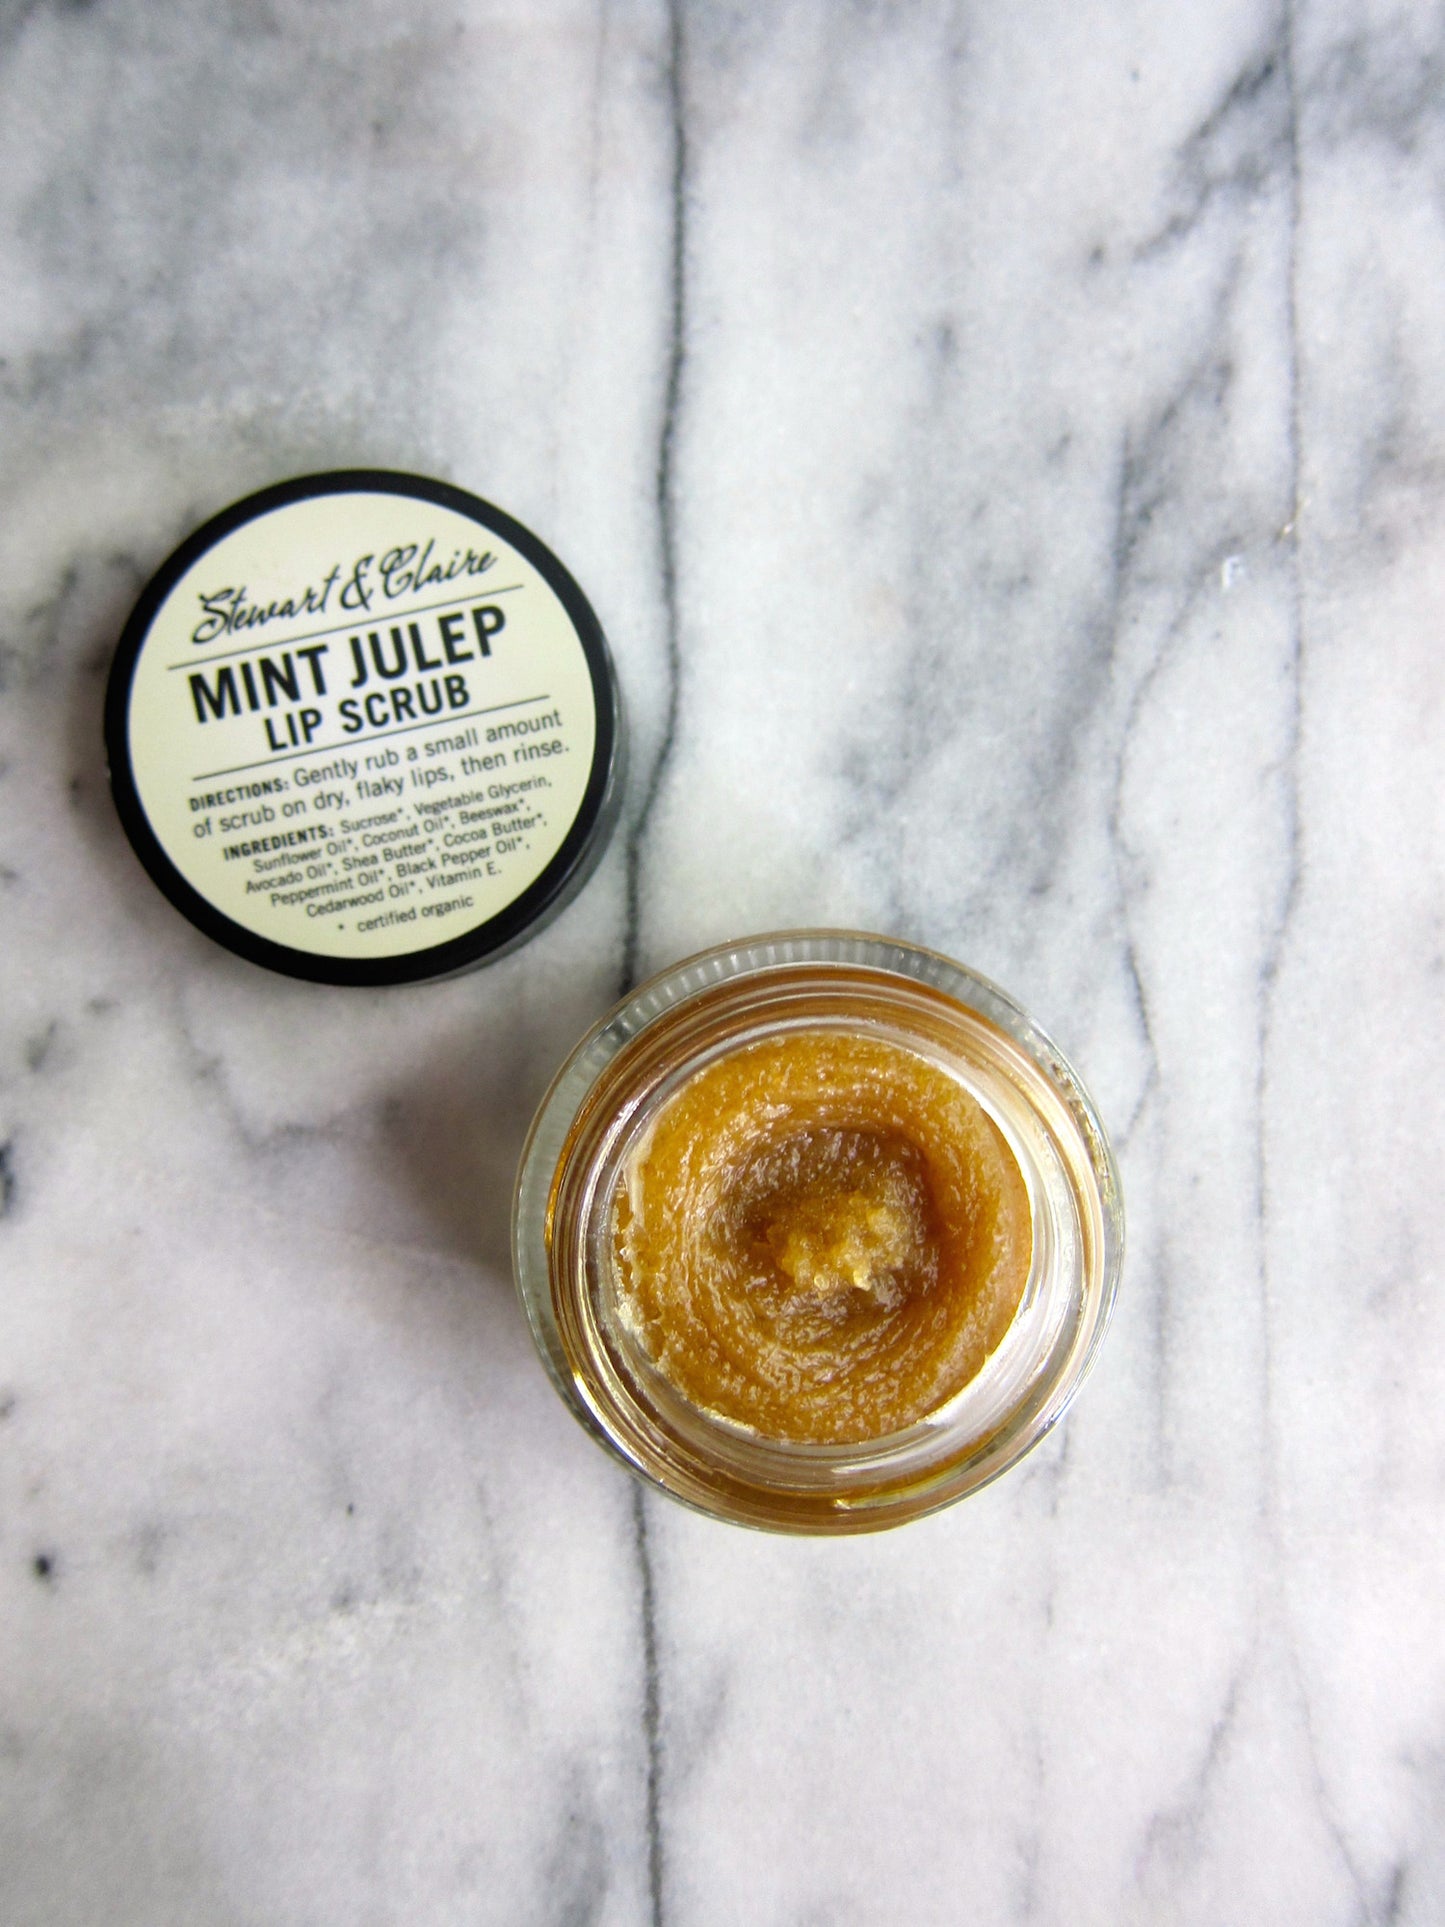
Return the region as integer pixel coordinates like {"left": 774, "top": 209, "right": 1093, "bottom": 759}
{"left": 512, "top": 932, "right": 1123, "bottom": 1533}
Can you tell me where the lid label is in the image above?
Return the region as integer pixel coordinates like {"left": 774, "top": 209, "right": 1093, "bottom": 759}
{"left": 116, "top": 486, "right": 606, "bottom": 967}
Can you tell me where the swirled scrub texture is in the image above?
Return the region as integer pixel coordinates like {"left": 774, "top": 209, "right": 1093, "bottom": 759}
{"left": 611, "top": 1029, "right": 1033, "bottom": 1444}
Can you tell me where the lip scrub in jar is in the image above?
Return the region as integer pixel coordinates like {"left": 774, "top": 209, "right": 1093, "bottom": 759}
{"left": 512, "top": 933, "right": 1122, "bottom": 1532}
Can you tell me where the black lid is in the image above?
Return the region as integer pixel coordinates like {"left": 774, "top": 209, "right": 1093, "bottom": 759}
{"left": 104, "top": 470, "right": 624, "bottom": 985}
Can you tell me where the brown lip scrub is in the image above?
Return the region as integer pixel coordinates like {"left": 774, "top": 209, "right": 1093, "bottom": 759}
{"left": 612, "top": 1030, "right": 1032, "bottom": 1444}
{"left": 514, "top": 934, "right": 1122, "bottom": 1533}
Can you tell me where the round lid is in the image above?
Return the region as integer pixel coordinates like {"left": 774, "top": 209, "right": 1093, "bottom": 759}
{"left": 104, "top": 470, "right": 624, "bottom": 985}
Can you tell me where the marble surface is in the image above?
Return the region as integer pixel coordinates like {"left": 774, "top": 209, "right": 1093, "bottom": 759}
{"left": 2, "top": 1, "right": 1443, "bottom": 1921}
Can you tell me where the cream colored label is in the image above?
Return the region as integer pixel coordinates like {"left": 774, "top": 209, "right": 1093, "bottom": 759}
{"left": 125, "top": 491, "right": 598, "bottom": 959}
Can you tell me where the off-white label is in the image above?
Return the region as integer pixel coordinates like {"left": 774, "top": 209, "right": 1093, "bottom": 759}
{"left": 125, "top": 492, "right": 598, "bottom": 959}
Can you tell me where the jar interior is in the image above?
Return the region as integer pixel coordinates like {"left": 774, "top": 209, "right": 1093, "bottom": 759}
{"left": 527, "top": 949, "right": 1118, "bottom": 1532}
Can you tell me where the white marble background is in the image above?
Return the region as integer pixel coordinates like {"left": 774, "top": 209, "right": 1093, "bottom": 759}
{"left": 1, "top": 1, "right": 1443, "bottom": 1922}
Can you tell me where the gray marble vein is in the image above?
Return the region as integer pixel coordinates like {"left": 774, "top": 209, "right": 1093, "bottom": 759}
{"left": 2, "top": 1, "right": 1443, "bottom": 1923}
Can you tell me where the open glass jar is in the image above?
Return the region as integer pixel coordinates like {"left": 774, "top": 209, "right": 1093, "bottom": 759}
{"left": 512, "top": 933, "right": 1123, "bottom": 1532}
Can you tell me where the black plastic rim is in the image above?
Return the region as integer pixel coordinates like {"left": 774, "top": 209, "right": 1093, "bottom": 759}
{"left": 103, "top": 470, "right": 624, "bottom": 986}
